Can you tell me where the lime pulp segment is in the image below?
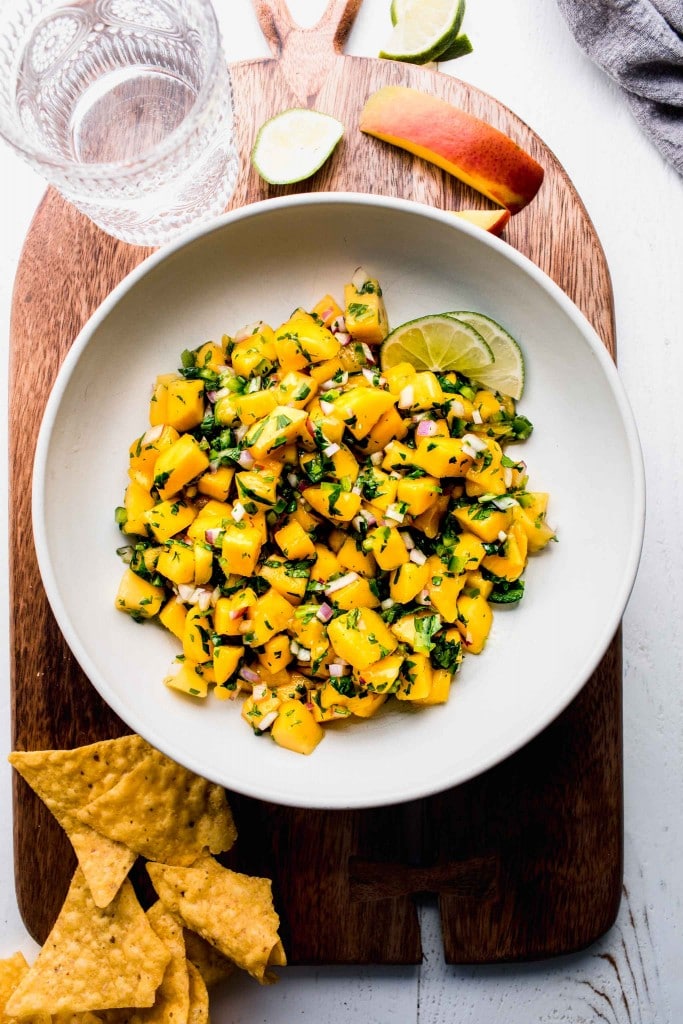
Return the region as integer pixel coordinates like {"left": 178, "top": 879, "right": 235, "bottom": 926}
{"left": 251, "top": 108, "right": 344, "bottom": 186}
{"left": 380, "top": 314, "right": 494, "bottom": 375}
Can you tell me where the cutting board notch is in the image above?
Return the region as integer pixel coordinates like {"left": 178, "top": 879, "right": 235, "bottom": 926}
{"left": 10, "top": 0, "right": 621, "bottom": 965}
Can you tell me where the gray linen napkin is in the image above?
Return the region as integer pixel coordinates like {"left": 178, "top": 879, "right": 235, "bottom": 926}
{"left": 556, "top": 0, "right": 683, "bottom": 174}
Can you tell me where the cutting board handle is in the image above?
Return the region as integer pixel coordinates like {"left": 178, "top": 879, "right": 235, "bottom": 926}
{"left": 252, "top": 0, "right": 363, "bottom": 101}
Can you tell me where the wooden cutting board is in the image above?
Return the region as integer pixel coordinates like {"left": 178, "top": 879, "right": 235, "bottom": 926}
{"left": 9, "top": 0, "right": 622, "bottom": 965}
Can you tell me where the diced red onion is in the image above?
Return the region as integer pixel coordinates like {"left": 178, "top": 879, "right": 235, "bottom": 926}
{"left": 232, "top": 502, "right": 246, "bottom": 522}
{"left": 352, "top": 267, "right": 369, "bottom": 290}
{"left": 323, "top": 442, "right": 340, "bottom": 458}
{"left": 320, "top": 307, "right": 334, "bottom": 323}
{"left": 258, "top": 710, "right": 279, "bottom": 731}
{"left": 289, "top": 639, "right": 301, "bottom": 655}
{"left": 205, "top": 527, "right": 222, "bottom": 546}
{"left": 234, "top": 320, "right": 267, "bottom": 342}
{"left": 492, "top": 495, "right": 518, "bottom": 510}
{"left": 449, "top": 399, "right": 465, "bottom": 418}
{"left": 320, "top": 400, "right": 334, "bottom": 415}
{"left": 400, "top": 530, "right": 415, "bottom": 550}
{"left": 381, "top": 598, "right": 395, "bottom": 610}
{"left": 498, "top": 530, "right": 508, "bottom": 543}
{"left": 362, "top": 343, "right": 375, "bottom": 364}
{"left": 462, "top": 432, "right": 488, "bottom": 453}
{"left": 352, "top": 515, "right": 365, "bottom": 532}
{"left": 207, "top": 387, "right": 229, "bottom": 404}
{"left": 247, "top": 376, "right": 262, "bottom": 394}
{"left": 351, "top": 483, "right": 362, "bottom": 496}
{"left": 329, "top": 663, "right": 345, "bottom": 677}
{"left": 503, "top": 467, "right": 513, "bottom": 489}
{"left": 330, "top": 315, "right": 346, "bottom": 334}
{"left": 370, "top": 451, "right": 384, "bottom": 466}
{"left": 239, "top": 620, "right": 252, "bottom": 634}
{"left": 410, "top": 548, "right": 427, "bottom": 565}
{"left": 238, "top": 450, "right": 255, "bottom": 469}
{"left": 287, "top": 472, "right": 299, "bottom": 488}
{"left": 398, "top": 385, "right": 414, "bottom": 410}
{"left": 417, "top": 589, "right": 432, "bottom": 605}
{"left": 472, "top": 408, "right": 483, "bottom": 425}
{"left": 316, "top": 602, "right": 334, "bottom": 623}
{"left": 297, "top": 647, "right": 312, "bottom": 662}
{"left": 360, "top": 509, "right": 377, "bottom": 527}
{"left": 229, "top": 606, "right": 248, "bottom": 620}
{"left": 252, "top": 682, "right": 268, "bottom": 700}
{"left": 362, "top": 368, "right": 376, "bottom": 384}
{"left": 416, "top": 419, "right": 438, "bottom": 438}
{"left": 325, "top": 572, "right": 359, "bottom": 595}
{"left": 336, "top": 331, "right": 351, "bottom": 346}
{"left": 240, "top": 666, "right": 261, "bottom": 684}
{"left": 177, "top": 584, "right": 196, "bottom": 603}
{"left": 141, "top": 424, "right": 164, "bottom": 445}
{"left": 235, "top": 424, "right": 249, "bottom": 443}
{"left": 385, "top": 504, "right": 405, "bottom": 523}
{"left": 197, "top": 589, "right": 213, "bottom": 612}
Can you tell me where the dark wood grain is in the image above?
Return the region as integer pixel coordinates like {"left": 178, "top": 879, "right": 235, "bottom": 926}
{"left": 9, "top": 0, "right": 620, "bottom": 964}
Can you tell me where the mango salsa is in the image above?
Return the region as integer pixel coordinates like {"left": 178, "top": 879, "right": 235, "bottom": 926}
{"left": 114, "top": 267, "right": 554, "bottom": 754}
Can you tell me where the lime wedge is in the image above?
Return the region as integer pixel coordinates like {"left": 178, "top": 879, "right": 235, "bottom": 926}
{"left": 380, "top": 0, "right": 466, "bottom": 64}
{"left": 446, "top": 311, "right": 525, "bottom": 399}
{"left": 380, "top": 314, "right": 493, "bottom": 375}
{"left": 251, "top": 109, "right": 344, "bottom": 186}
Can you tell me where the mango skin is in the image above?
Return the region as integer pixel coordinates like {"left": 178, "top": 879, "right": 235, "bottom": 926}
{"left": 359, "top": 86, "right": 544, "bottom": 214}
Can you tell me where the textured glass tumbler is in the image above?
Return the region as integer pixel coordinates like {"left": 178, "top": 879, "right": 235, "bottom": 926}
{"left": 0, "top": 0, "right": 238, "bottom": 246}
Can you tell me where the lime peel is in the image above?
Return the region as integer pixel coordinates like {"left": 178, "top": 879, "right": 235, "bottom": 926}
{"left": 251, "top": 108, "right": 344, "bottom": 186}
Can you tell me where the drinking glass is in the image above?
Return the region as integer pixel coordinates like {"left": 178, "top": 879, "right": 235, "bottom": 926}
{"left": 0, "top": 0, "right": 239, "bottom": 246}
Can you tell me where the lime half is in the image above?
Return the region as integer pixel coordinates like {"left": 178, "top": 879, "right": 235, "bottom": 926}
{"left": 446, "top": 311, "right": 525, "bottom": 399}
{"left": 380, "top": 0, "right": 466, "bottom": 64}
{"left": 381, "top": 314, "right": 493, "bottom": 375}
{"left": 251, "top": 109, "right": 344, "bottom": 186}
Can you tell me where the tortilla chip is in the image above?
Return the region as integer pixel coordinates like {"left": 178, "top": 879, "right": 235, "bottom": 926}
{"left": 53, "top": 1015, "right": 104, "bottom": 1024}
{"left": 75, "top": 752, "right": 236, "bottom": 866}
{"left": 183, "top": 930, "right": 234, "bottom": 988}
{"left": 186, "top": 963, "right": 209, "bottom": 1024}
{"left": 0, "top": 952, "right": 52, "bottom": 1024}
{"left": 9, "top": 739, "right": 149, "bottom": 906}
{"left": 0, "top": 952, "right": 29, "bottom": 1009}
{"left": 100, "top": 903, "right": 190, "bottom": 1024}
{"left": 147, "top": 856, "right": 285, "bottom": 984}
{"left": 5, "top": 870, "right": 170, "bottom": 1017}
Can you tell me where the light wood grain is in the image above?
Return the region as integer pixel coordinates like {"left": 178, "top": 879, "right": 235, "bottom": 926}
{"left": 10, "top": 0, "right": 620, "bottom": 965}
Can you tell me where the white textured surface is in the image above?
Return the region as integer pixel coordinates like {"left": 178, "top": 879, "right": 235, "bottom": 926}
{"left": 1, "top": 0, "right": 682, "bottom": 1020}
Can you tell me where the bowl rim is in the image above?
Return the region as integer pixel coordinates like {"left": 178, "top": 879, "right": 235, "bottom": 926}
{"left": 31, "top": 191, "right": 646, "bottom": 808}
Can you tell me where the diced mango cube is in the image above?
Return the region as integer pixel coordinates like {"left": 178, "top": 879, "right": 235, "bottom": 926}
{"left": 115, "top": 568, "right": 165, "bottom": 619}
{"left": 271, "top": 700, "right": 324, "bottom": 755}
{"left": 144, "top": 500, "right": 197, "bottom": 543}
{"left": 274, "top": 519, "right": 316, "bottom": 559}
{"left": 220, "top": 523, "right": 262, "bottom": 576}
{"left": 165, "top": 379, "right": 206, "bottom": 432}
{"left": 183, "top": 606, "right": 213, "bottom": 664}
{"left": 197, "top": 465, "right": 234, "bottom": 502}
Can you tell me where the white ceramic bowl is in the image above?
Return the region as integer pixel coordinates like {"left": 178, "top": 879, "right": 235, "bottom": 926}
{"left": 33, "top": 193, "right": 644, "bottom": 809}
